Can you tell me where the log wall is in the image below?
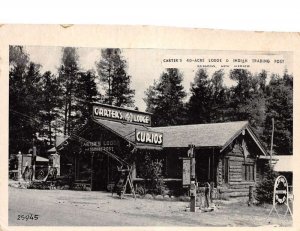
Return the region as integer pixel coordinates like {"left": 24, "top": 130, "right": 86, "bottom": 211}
{"left": 217, "top": 139, "right": 262, "bottom": 198}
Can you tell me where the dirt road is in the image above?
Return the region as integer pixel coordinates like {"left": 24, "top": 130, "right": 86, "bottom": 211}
{"left": 9, "top": 187, "right": 292, "bottom": 226}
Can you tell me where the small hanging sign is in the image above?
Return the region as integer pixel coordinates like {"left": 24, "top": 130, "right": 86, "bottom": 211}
{"left": 182, "top": 158, "right": 191, "bottom": 187}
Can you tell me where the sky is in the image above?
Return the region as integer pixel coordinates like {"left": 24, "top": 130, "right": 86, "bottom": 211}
{"left": 25, "top": 46, "right": 292, "bottom": 112}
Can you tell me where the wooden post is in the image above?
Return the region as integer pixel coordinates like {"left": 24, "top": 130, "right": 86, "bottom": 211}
{"left": 32, "top": 142, "right": 36, "bottom": 181}
{"left": 248, "top": 185, "right": 254, "bottom": 206}
{"left": 208, "top": 156, "right": 211, "bottom": 180}
{"left": 270, "top": 118, "right": 274, "bottom": 166}
{"left": 210, "top": 182, "right": 214, "bottom": 202}
{"left": 91, "top": 152, "right": 94, "bottom": 191}
{"left": 212, "top": 148, "right": 215, "bottom": 184}
{"left": 190, "top": 181, "right": 196, "bottom": 212}
{"left": 189, "top": 144, "right": 196, "bottom": 212}
{"left": 17, "top": 152, "right": 23, "bottom": 181}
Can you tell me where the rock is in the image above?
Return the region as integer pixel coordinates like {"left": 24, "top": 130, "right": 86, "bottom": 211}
{"left": 62, "top": 185, "right": 69, "bottom": 190}
{"left": 144, "top": 194, "right": 153, "bottom": 199}
{"left": 179, "top": 196, "right": 190, "bottom": 202}
{"left": 155, "top": 195, "right": 164, "bottom": 200}
{"left": 163, "top": 195, "right": 171, "bottom": 201}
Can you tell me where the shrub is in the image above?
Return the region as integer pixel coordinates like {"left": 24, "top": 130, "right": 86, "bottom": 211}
{"left": 139, "top": 154, "right": 166, "bottom": 195}
{"left": 255, "top": 162, "right": 279, "bottom": 204}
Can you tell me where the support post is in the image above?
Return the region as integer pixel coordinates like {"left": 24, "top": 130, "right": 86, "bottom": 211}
{"left": 16, "top": 152, "right": 23, "bottom": 181}
{"left": 189, "top": 144, "right": 196, "bottom": 212}
{"left": 32, "top": 140, "right": 36, "bottom": 181}
{"left": 190, "top": 180, "right": 196, "bottom": 212}
{"left": 270, "top": 118, "right": 274, "bottom": 166}
{"left": 248, "top": 185, "right": 254, "bottom": 206}
{"left": 210, "top": 182, "right": 214, "bottom": 202}
{"left": 91, "top": 152, "right": 94, "bottom": 191}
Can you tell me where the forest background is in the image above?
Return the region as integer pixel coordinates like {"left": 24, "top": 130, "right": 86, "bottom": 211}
{"left": 9, "top": 46, "right": 293, "bottom": 156}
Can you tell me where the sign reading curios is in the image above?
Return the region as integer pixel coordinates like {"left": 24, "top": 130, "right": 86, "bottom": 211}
{"left": 135, "top": 130, "right": 163, "bottom": 146}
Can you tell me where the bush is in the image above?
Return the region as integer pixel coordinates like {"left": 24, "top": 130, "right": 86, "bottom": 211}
{"left": 255, "top": 162, "right": 279, "bottom": 204}
{"left": 139, "top": 154, "right": 166, "bottom": 195}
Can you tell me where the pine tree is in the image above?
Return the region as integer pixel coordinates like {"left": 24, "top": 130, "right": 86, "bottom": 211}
{"left": 73, "top": 70, "right": 100, "bottom": 126}
{"left": 228, "top": 69, "right": 267, "bottom": 128}
{"left": 40, "top": 71, "right": 63, "bottom": 145}
{"left": 210, "top": 69, "right": 230, "bottom": 122}
{"left": 188, "top": 69, "right": 213, "bottom": 123}
{"left": 255, "top": 163, "right": 278, "bottom": 204}
{"left": 144, "top": 68, "right": 187, "bottom": 126}
{"left": 9, "top": 46, "right": 43, "bottom": 153}
{"left": 96, "top": 48, "right": 135, "bottom": 107}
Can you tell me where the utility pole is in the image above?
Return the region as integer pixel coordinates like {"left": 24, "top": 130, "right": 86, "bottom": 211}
{"left": 270, "top": 118, "right": 275, "bottom": 167}
{"left": 32, "top": 137, "right": 37, "bottom": 181}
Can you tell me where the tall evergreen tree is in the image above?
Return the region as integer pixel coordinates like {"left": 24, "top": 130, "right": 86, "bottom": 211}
{"left": 144, "top": 68, "right": 187, "bottom": 126}
{"left": 74, "top": 70, "right": 100, "bottom": 126}
{"left": 9, "top": 46, "right": 43, "bottom": 153}
{"left": 210, "top": 69, "right": 230, "bottom": 122}
{"left": 96, "top": 48, "right": 135, "bottom": 107}
{"left": 264, "top": 71, "right": 293, "bottom": 154}
{"left": 40, "top": 71, "right": 63, "bottom": 145}
{"left": 58, "top": 47, "right": 80, "bottom": 135}
{"left": 187, "top": 69, "right": 230, "bottom": 124}
{"left": 228, "top": 69, "right": 267, "bottom": 128}
{"left": 188, "top": 69, "right": 213, "bottom": 123}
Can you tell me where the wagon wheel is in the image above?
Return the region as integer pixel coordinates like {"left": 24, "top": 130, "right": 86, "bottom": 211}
{"left": 36, "top": 169, "right": 46, "bottom": 180}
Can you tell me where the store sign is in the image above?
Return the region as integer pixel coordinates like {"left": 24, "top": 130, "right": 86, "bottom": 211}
{"left": 274, "top": 175, "right": 288, "bottom": 204}
{"left": 93, "top": 104, "right": 151, "bottom": 126}
{"left": 182, "top": 158, "right": 191, "bottom": 186}
{"left": 135, "top": 130, "right": 163, "bottom": 146}
{"left": 82, "top": 140, "right": 120, "bottom": 152}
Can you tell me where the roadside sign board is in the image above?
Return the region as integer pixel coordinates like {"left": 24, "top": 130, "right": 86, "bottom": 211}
{"left": 92, "top": 103, "right": 152, "bottom": 126}
{"left": 268, "top": 175, "right": 293, "bottom": 218}
{"left": 182, "top": 158, "right": 191, "bottom": 187}
{"left": 274, "top": 175, "right": 288, "bottom": 204}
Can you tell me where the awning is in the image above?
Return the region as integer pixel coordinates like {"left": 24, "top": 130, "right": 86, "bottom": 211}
{"left": 36, "top": 156, "right": 49, "bottom": 162}
{"left": 92, "top": 118, "right": 163, "bottom": 150}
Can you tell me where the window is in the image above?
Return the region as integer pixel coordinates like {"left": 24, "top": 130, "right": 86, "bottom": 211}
{"left": 223, "top": 158, "right": 229, "bottom": 183}
{"left": 242, "top": 164, "right": 255, "bottom": 181}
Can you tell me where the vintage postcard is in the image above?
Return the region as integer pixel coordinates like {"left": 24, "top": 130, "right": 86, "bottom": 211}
{"left": 0, "top": 25, "right": 299, "bottom": 230}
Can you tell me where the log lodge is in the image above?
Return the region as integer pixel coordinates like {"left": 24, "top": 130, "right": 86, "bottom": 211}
{"left": 57, "top": 103, "right": 270, "bottom": 198}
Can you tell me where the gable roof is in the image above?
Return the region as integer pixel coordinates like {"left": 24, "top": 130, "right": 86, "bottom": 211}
{"left": 92, "top": 118, "right": 150, "bottom": 144}
{"left": 68, "top": 119, "right": 267, "bottom": 155}
{"left": 152, "top": 121, "right": 267, "bottom": 155}
{"left": 152, "top": 121, "right": 248, "bottom": 148}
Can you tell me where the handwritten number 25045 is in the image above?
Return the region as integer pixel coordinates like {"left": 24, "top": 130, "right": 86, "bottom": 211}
{"left": 17, "top": 214, "right": 39, "bottom": 221}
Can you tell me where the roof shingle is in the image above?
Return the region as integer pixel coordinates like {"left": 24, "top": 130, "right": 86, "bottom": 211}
{"left": 152, "top": 121, "right": 249, "bottom": 148}
{"left": 94, "top": 119, "right": 249, "bottom": 149}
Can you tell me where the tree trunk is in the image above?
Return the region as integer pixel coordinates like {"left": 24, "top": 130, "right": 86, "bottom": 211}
{"left": 64, "top": 95, "right": 68, "bottom": 135}
{"left": 49, "top": 111, "right": 52, "bottom": 144}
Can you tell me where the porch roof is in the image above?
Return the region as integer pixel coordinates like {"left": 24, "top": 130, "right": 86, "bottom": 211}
{"left": 75, "top": 119, "right": 267, "bottom": 155}
{"left": 152, "top": 121, "right": 267, "bottom": 155}
{"left": 92, "top": 118, "right": 151, "bottom": 144}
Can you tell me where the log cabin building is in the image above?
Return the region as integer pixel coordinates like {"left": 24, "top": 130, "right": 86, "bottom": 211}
{"left": 57, "top": 103, "right": 270, "bottom": 198}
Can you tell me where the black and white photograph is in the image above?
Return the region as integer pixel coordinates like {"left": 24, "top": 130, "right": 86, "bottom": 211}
{"left": 7, "top": 44, "right": 294, "bottom": 226}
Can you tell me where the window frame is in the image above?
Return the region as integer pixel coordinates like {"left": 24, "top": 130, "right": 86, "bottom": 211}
{"left": 242, "top": 163, "right": 255, "bottom": 182}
